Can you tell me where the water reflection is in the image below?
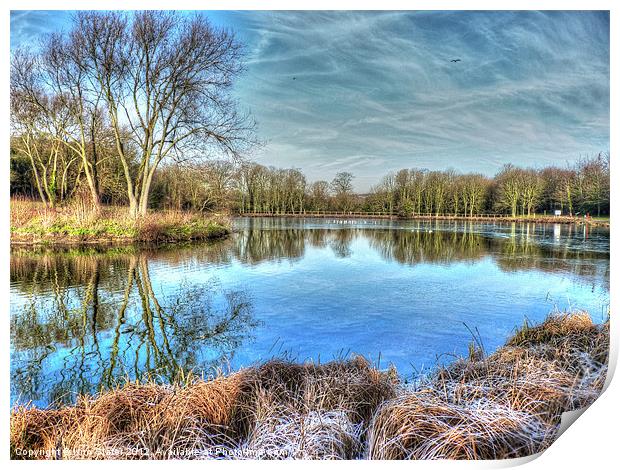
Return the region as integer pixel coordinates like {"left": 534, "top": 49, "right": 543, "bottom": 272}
{"left": 11, "top": 218, "right": 609, "bottom": 407}
{"left": 226, "top": 218, "right": 608, "bottom": 289}
{"left": 11, "top": 251, "right": 256, "bottom": 407}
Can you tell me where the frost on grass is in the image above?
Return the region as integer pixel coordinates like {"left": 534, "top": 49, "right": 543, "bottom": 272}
{"left": 11, "top": 312, "right": 609, "bottom": 460}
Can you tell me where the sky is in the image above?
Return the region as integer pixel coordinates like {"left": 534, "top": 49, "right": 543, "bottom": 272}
{"left": 10, "top": 10, "right": 610, "bottom": 191}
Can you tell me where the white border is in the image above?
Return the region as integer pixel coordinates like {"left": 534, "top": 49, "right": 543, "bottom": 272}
{"left": 2, "top": 1, "right": 616, "bottom": 468}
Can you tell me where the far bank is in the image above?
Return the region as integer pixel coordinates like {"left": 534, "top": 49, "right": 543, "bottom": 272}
{"left": 237, "top": 211, "right": 610, "bottom": 228}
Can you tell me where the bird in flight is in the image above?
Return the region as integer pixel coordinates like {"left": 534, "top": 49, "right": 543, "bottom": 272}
{"left": 450, "top": 59, "right": 461, "bottom": 63}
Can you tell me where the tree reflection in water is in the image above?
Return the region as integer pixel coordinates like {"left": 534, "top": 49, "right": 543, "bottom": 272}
{"left": 230, "top": 218, "right": 608, "bottom": 288}
{"left": 11, "top": 251, "right": 256, "bottom": 407}
{"left": 11, "top": 219, "right": 609, "bottom": 407}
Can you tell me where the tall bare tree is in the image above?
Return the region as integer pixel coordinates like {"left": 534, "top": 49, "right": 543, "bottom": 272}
{"left": 11, "top": 44, "right": 104, "bottom": 209}
{"left": 55, "top": 11, "right": 254, "bottom": 217}
{"left": 494, "top": 164, "right": 521, "bottom": 217}
{"left": 331, "top": 172, "right": 355, "bottom": 211}
{"left": 10, "top": 90, "right": 60, "bottom": 206}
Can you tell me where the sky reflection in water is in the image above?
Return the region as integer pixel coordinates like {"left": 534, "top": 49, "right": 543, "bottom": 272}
{"left": 10, "top": 218, "right": 610, "bottom": 407}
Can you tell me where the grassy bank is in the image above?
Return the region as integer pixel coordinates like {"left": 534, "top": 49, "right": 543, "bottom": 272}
{"left": 10, "top": 198, "right": 230, "bottom": 245}
{"left": 10, "top": 312, "right": 608, "bottom": 460}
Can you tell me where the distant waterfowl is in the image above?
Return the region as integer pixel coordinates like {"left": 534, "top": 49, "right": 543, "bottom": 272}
{"left": 450, "top": 59, "right": 461, "bottom": 63}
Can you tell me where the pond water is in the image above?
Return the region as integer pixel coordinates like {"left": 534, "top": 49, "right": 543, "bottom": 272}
{"left": 10, "top": 217, "right": 610, "bottom": 408}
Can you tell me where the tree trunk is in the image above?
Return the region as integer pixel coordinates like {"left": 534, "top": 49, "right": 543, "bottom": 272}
{"left": 90, "top": 127, "right": 100, "bottom": 199}
{"left": 128, "top": 196, "right": 139, "bottom": 219}
{"left": 28, "top": 154, "right": 49, "bottom": 207}
{"left": 82, "top": 158, "right": 101, "bottom": 211}
{"left": 138, "top": 170, "right": 155, "bottom": 217}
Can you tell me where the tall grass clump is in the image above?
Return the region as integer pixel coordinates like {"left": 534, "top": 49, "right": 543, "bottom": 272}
{"left": 367, "top": 392, "right": 553, "bottom": 459}
{"left": 11, "top": 312, "right": 609, "bottom": 460}
{"left": 367, "top": 311, "right": 609, "bottom": 460}
{"left": 11, "top": 357, "right": 396, "bottom": 459}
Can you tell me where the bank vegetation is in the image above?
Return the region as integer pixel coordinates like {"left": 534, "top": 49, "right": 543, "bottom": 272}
{"left": 11, "top": 311, "right": 609, "bottom": 460}
{"left": 11, "top": 197, "right": 229, "bottom": 245}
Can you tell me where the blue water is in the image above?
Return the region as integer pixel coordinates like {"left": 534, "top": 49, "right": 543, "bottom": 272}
{"left": 10, "top": 218, "right": 610, "bottom": 407}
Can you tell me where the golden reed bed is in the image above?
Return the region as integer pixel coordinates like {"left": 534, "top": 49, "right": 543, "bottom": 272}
{"left": 11, "top": 312, "right": 609, "bottom": 460}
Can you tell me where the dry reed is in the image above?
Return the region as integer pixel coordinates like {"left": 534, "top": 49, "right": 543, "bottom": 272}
{"left": 367, "top": 392, "right": 554, "bottom": 459}
{"left": 10, "top": 312, "right": 609, "bottom": 460}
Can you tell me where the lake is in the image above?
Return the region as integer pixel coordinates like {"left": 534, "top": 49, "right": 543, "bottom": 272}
{"left": 10, "top": 217, "right": 610, "bottom": 408}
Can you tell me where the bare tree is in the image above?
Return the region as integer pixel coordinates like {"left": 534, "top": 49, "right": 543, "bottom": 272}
{"left": 331, "top": 172, "right": 355, "bottom": 211}
{"left": 576, "top": 153, "right": 610, "bottom": 217}
{"left": 461, "top": 174, "right": 489, "bottom": 217}
{"left": 518, "top": 169, "right": 543, "bottom": 216}
{"left": 62, "top": 11, "right": 254, "bottom": 217}
{"left": 10, "top": 89, "right": 60, "bottom": 206}
{"left": 11, "top": 44, "right": 104, "bottom": 209}
{"left": 494, "top": 164, "right": 521, "bottom": 217}
{"left": 307, "top": 181, "right": 331, "bottom": 211}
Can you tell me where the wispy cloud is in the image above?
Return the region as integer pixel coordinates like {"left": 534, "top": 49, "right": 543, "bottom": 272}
{"left": 11, "top": 10, "right": 610, "bottom": 191}
{"left": 10, "top": 10, "right": 72, "bottom": 48}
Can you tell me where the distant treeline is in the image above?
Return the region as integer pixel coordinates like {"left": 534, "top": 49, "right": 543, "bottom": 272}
{"left": 12, "top": 152, "right": 610, "bottom": 217}
{"left": 234, "top": 154, "right": 610, "bottom": 217}
{"left": 364, "top": 156, "right": 610, "bottom": 217}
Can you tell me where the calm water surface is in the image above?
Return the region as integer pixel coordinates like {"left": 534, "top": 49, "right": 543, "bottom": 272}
{"left": 10, "top": 217, "right": 610, "bottom": 407}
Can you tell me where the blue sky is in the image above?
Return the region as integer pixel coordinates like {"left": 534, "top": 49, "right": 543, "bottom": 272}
{"left": 11, "top": 10, "right": 610, "bottom": 191}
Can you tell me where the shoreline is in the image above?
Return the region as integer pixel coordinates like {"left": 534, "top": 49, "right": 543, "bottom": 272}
{"left": 10, "top": 199, "right": 231, "bottom": 247}
{"left": 10, "top": 197, "right": 609, "bottom": 248}
{"left": 10, "top": 312, "right": 609, "bottom": 460}
{"left": 237, "top": 213, "right": 610, "bottom": 227}
{"left": 10, "top": 227, "right": 230, "bottom": 247}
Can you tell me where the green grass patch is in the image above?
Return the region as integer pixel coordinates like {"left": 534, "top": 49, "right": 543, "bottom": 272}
{"left": 11, "top": 201, "right": 230, "bottom": 246}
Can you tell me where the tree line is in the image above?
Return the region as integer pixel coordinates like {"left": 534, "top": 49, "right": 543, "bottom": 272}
{"left": 365, "top": 155, "right": 609, "bottom": 217}
{"left": 231, "top": 155, "right": 608, "bottom": 217}
{"left": 13, "top": 151, "right": 609, "bottom": 217}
